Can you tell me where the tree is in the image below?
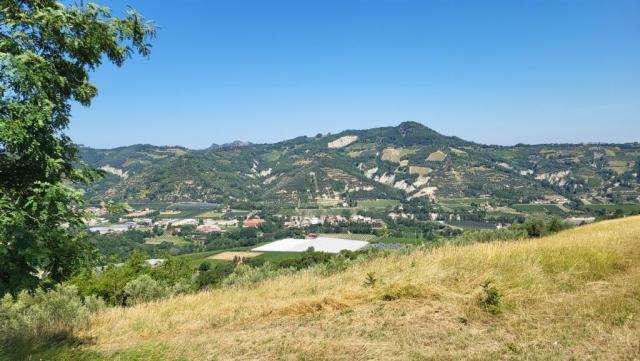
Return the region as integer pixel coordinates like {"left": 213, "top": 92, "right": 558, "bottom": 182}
{"left": 0, "top": 0, "right": 155, "bottom": 295}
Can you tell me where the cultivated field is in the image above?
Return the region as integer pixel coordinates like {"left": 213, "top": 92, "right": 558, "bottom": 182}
{"left": 512, "top": 204, "right": 566, "bottom": 215}
{"left": 208, "top": 251, "right": 262, "bottom": 261}
{"left": 143, "top": 235, "right": 186, "bottom": 245}
{"left": 79, "top": 217, "right": 640, "bottom": 360}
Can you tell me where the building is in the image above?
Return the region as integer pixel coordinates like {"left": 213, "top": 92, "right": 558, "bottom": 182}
{"left": 196, "top": 224, "right": 222, "bottom": 233}
{"left": 243, "top": 218, "right": 265, "bottom": 228}
{"left": 171, "top": 218, "right": 198, "bottom": 227}
{"left": 88, "top": 224, "right": 133, "bottom": 234}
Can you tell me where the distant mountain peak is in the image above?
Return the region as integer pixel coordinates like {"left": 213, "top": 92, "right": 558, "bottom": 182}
{"left": 398, "top": 120, "right": 427, "bottom": 128}
{"left": 208, "top": 140, "right": 252, "bottom": 150}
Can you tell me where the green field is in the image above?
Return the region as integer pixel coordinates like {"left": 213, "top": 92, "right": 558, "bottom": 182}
{"left": 315, "top": 198, "right": 342, "bottom": 207}
{"left": 144, "top": 235, "right": 188, "bottom": 245}
{"left": 586, "top": 204, "right": 640, "bottom": 214}
{"left": 254, "top": 252, "right": 301, "bottom": 264}
{"left": 281, "top": 208, "right": 356, "bottom": 217}
{"left": 178, "top": 249, "right": 302, "bottom": 268}
{"left": 178, "top": 251, "right": 228, "bottom": 268}
{"left": 439, "top": 197, "right": 489, "bottom": 204}
{"left": 156, "top": 209, "right": 205, "bottom": 218}
{"left": 357, "top": 199, "right": 400, "bottom": 208}
{"left": 512, "top": 204, "right": 566, "bottom": 215}
{"left": 438, "top": 197, "right": 490, "bottom": 211}
{"left": 195, "top": 210, "right": 225, "bottom": 218}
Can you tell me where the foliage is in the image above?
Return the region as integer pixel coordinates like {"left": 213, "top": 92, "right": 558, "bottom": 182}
{"left": 511, "top": 217, "right": 572, "bottom": 238}
{"left": 123, "top": 275, "right": 167, "bottom": 306}
{"left": 448, "top": 228, "right": 528, "bottom": 245}
{"left": 363, "top": 272, "right": 377, "bottom": 287}
{"left": 70, "top": 251, "right": 193, "bottom": 306}
{"left": 476, "top": 280, "right": 501, "bottom": 314}
{"left": 195, "top": 262, "right": 236, "bottom": 289}
{"left": 0, "top": 284, "right": 90, "bottom": 359}
{"left": 380, "top": 283, "right": 424, "bottom": 301}
{"left": 222, "top": 263, "right": 291, "bottom": 287}
{"left": 0, "top": 0, "right": 155, "bottom": 295}
{"left": 77, "top": 122, "right": 640, "bottom": 220}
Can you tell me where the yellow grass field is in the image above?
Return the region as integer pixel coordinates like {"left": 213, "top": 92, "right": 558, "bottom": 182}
{"left": 381, "top": 147, "right": 402, "bottom": 163}
{"left": 207, "top": 251, "right": 262, "bottom": 261}
{"left": 80, "top": 217, "right": 640, "bottom": 360}
{"left": 426, "top": 150, "right": 447, "bottom": 161}
{"left": 408, "top": 165, "right": 432, "bottom": 175}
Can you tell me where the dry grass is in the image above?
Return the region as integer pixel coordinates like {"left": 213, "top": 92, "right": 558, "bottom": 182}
{"left": 81, "top": 217, "right": 640, "bottom": 360}
{"left": 409, "top": 166, "right": 432, "bottom": 176}
{"left": 427, "top": 150, "right": 447, "bottom": 162}
{"left": 208, "top": 252, "right": 263, "bottom": 261}
{"left": 381, "top": 148, "right": 402, "bottom": 163}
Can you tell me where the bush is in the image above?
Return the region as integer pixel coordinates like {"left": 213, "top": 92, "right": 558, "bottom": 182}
{"left": 476, "top": 280, "right": 501, "bottom": 314}
{"left": 318, "top": 254, "right": 353, "bottom": 276}
{"left": 449, "top": 228, "right": 528, "bottom": 245}
{"left": 83, "top": 294, "right": 107, "bottom": 313}
{"left": 511, "top": 217, "right": 572, "bottom": 238}
{"left": 223, "top": 263, "right": 291, "bottom": 287}
{"left": 0, "top": 285, "right": 90, "bottom": 359}
{"left": 123, "top": 275, "right": 168, "bottom": 306}
{"left": 70, "top": 252, "right": 194, "bottom": 306}
{"left": 196, "top": 262, "right": 236, "bottom": 289}
{"left": 380, "top": 283, "right": 424, "bottom": 301}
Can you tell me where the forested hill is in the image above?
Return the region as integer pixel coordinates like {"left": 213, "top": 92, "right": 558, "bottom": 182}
{"left": 79, "top": 121, "right": 640, "bottom": 208}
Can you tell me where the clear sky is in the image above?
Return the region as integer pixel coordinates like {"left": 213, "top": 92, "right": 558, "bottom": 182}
{"left": 68, "top": 0, "right": 640, "bottom": 149}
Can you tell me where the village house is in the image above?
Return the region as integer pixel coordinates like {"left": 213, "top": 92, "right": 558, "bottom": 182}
{"left": 171, "top": 218, "right": 198, "bottom": 227}
{"left": 88, "top": 223, "right": 134, "bottom": 234}
{"left": 196, "top": 224, "right": 222, "bottom": 233}
{"left": 243, "top": 218, "right": 266, "bottom": 228}
{"left": 213, "top": 219, "right": 239, "bottom": 227}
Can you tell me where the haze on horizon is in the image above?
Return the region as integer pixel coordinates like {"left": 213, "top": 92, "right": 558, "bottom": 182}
{"left": 68, "top": 0, "right": 640, "bottom": 149}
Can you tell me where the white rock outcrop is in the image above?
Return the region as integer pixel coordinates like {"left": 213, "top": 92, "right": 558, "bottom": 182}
{"left": 328, "top": 135, "right": 358, "bottom": 149}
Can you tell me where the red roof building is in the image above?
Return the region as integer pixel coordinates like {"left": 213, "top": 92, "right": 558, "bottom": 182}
{"left": 243, "top": 218, "right": 265, "bottom": 228}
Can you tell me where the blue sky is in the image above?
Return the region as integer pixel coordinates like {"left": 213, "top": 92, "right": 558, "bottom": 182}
{"left": 68, "top": 0, "right": 640, "bottom": 149}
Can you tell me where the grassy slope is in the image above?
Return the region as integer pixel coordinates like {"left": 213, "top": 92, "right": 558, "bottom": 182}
{"left": 80, "top": 217, "right": 640, "bottom": 360}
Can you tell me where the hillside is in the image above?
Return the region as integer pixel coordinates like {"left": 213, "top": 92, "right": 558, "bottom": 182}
{"left": 80, "top": 122, "right": 640, "bottom": 214}
{"left": 71, "top": 216, "right": 640, "bottom": 360}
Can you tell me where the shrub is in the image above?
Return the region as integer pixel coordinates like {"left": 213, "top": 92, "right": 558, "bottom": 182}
{"left": 0, "top": 285, "right": 90, "bottom": 359}
{"left": 318, "top": 255, "right": 352, "bottom": 276}
{"left": 83, "top": 294, "right": 107, "bottom": 313}
{"left": 196, "top": 262, "right": 236, "bottom": 289}
{"left": 449, "top": 228, "right": 528, "bottom": 245}
{"left": 363, "top": 272, "right": 378, "bottom": 288}
{"left": 380, "top": 283, "right": 424, "bottom": 301}
{"left": 70, "top": 252, "right": 194, "bottom": 306}
{"left": 223, "top": 263, "right": 291, "bottom": 287}
{"left": 476, "top": 280, "right": 501, "bottom": 314}
{"left": 170, "top": 281, "right": 194, "bottom": 296}
{"left": 123, "top": 275, "right": 168, "bottom": 306}
{"left": 511, "top": 217, "right": 572, "bottom": 238}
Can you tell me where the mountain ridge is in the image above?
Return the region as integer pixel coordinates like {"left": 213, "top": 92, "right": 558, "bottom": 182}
{"left": 79, "top": 122, "right": 640, "bottom": 214}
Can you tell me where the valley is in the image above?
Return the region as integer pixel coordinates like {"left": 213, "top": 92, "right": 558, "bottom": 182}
{"left": 78, "top": 122, "right": 640, "bottom": 273}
